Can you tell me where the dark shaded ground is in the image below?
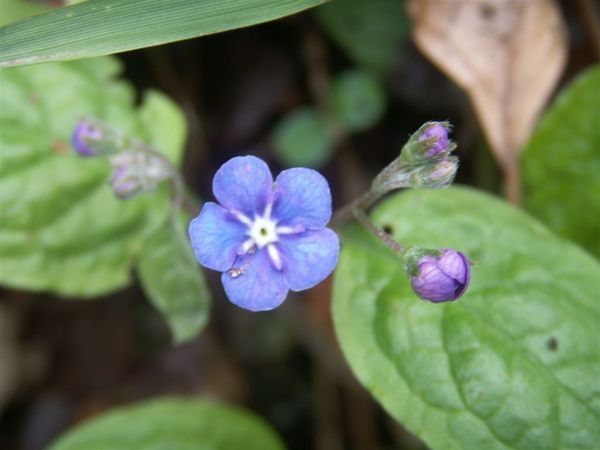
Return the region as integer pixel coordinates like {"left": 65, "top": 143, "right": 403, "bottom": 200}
{"left": 0, "top": 2, "right": 597, "bottom": 449}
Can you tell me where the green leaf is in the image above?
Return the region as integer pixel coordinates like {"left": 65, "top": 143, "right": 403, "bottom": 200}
{"left": 137, "top": 216, "right": 211, "bottom": 343}
{"left": 272, "top": 107, "right": 335, "bottom": 168}
{"left": 333, "top": 187, "right": 599, "bottom": 450}
{"left": 521, "top": 65, "right": 600, "bottom": 258}
{"left": 318, "top": 0, "right": 409, "bottom": 76}
{"left": 0, "top": 57, "right": 185, "bottom": 296}
{"left": 0, "top": 0, "right": 327, "bottom": 68}
{"left": 330, "top": 69, "right": 385, "bottom": 132}
{"left": 138, "top": 90, "right": 187, "bottom": 166}
{"left": 48, "top": 398, "right": 286, "bottom": 450}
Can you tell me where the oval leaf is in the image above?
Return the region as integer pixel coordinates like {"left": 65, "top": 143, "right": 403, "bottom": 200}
{"left": 0, "top": 57, "right": 184, "bottom": 296}
{"left": 48, "top": 398, "right": 286, "bottom": 450}
{"left": 272, "top": 107, "right": 335, "bottom": 168}
{"left": 330, "top": 69, "right": 386, "bottom": 132}
{"left": 522, "top": 65, "right": 600, "bottom": 257}
{"left": 0, "top": 0, "right": 326, "bottom": 68}
{"left": 333, "top": 187, "right": 599, "bottom": 450}
{"left": 137, "top": 216, "right": 211, "bottom": 343}
{"left": 318, "top": 0, "right": 409, "bottom": 76}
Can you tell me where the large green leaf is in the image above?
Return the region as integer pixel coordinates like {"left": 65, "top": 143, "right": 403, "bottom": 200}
{"left": 333, "top": 187, "right": 599, "bottom": 450}
{"left": 318, "top": 0, "right": 409, "bottom": 76}
{"left": 521, "top": 65, "right": 600, "bottom": 258}
{"left": 0, "top": 0, "right": 326, "bottom": 68}
{"left": 138, "top": 216, "right": 211, "bottom": 343}
{"left": 48, "top": 398, "right": 286, "bottom": 450}
{"left": 0, "top": 57, "right": 183, "bottom": 296}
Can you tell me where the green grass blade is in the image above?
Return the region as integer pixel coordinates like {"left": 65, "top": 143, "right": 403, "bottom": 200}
{"left": 0, "top": 0, "right": 326, "bottom": 68}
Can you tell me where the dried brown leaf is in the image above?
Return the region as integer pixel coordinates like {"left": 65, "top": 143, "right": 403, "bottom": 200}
{"left": 409, "top": 0, "right": 567, "bottom": 201}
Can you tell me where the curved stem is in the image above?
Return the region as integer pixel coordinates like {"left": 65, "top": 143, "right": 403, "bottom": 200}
{"left": 352, "top": 208, "right": 404, "bottom": 254}
{"left": 330, "top": 188, "right": 382, "bottom": 229}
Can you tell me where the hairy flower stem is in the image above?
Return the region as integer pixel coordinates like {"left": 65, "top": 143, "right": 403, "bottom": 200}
{"left": 352, "top": 208, "right": 404, "bottom": 255}
{"left": 330, "top": 156, "right": 418, "bottom": 228}
{"left": 330, "top": 184, "right": 407, "bottom": 254}
{"left": 330, "top": 188, "right": 382, "bottom": 228}
{"left": 330, "top": 155, "right": 422, "bottom": 253}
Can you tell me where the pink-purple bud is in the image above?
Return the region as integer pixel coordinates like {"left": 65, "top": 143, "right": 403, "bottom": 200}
{"left": 108, "top": 151, "right": 172, "bottom": 200}
{"left": 418, "top": 123, "right": 450, "bottom": 156}
{"left": 410, "top": 249, "right": 470, "bottom": 302}
{"left": 110, "top": 166, "right": 143, "bottom": 199}
{"left": 71, "top": 120, "right": 105, "bottom": 157}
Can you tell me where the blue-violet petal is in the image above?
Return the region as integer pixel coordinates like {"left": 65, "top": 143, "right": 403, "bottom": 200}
{"left": 189, "top": 202, "right": 247, "bottom": 272}
{"left": 278, "top": 228, "right": 339, "bottom": 291}
{"left": 221, "top": 250, "right": 289, "bottom": 311}
{"left": 212, "top": 156, "right": 273, "bottom": 217}
{"left": 272, "top": 168, "right": 332, "bottom": 230}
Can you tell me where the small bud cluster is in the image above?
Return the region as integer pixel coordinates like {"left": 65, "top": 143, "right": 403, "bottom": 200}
{"left": 403, "top": 121, "right": 458, "bottom": 189}
{"left": 372, "top": 121, "right": 458, "bottom": 193}
{"left": 71, "top": 118, "right": 173, "bottom": 200}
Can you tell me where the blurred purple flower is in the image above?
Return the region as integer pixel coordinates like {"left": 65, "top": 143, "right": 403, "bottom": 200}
{"left": 108, "top": 151, "right": 172, "bottom": 200}
{"left": 71, "top": 120, "right": 105, "bottom": 157}
{"left": 110, "top": 165, "right": 143, "bottom": 199}
{"left": 410, "top": 249, "right": 470, "bottom": 302}
{"left": 418, "top": 122, "right": 450, "bottom": 156}
{"left": 189, "top": 156, "right": 340, "bottom": 311}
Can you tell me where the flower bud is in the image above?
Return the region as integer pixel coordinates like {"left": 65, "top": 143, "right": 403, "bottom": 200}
{"left": 108, "top": 151, "right": 172, "bottom": 200}
{"left": 71, "top": 119, "right": 106, "bottom": 157}
{"left": 418, "top": 122, "right": 449, "bottom": 156}
{"left": 399, "top": 121, "right": 456, "bottom": 165}
{"left": 71, "top": 117, "right": 131, "bottom": 157}
{"left": 409, "top": 156, "right": 458, "bottom": 189}
{"left": 404, "top": 248, "right": 470, "bottom": 302}
{"left": 110, "top": 166, "right": 143, "bottom": 199}
{"left": 371, "top": 121, "right": 460, "bottom": 194}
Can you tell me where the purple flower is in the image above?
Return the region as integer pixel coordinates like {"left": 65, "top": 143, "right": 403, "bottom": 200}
{"left": 72, "top": 120, "right": 105, "bottom": 157}
{"left": 418, "top": 123, "right": 450, "bottom": 156}
{"left": 410, "top": 249, "right": 470, "bottom": 302}
{"left": 189, "top": 156, "right": 340, "bottom": 311}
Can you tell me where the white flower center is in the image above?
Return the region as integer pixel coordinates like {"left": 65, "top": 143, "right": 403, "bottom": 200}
{"left": 230, "top": 206, "right": 305, "bottom": 274}
{"left": 248, "top": 216, "right": 278, "bottom": 248}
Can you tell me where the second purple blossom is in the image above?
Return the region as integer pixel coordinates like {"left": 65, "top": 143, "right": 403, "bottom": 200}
{"left": 406, "top": 248, "right": 470, "bottom": 303}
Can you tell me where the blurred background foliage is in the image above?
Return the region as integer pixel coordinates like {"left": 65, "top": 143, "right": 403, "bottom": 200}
{"left": 0, "top": 0, "right": 598, "bottom": 449}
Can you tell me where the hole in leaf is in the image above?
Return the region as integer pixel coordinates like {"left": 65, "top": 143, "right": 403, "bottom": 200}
{"left": 382, "top": 224, "right": 394, "bottom": 235}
